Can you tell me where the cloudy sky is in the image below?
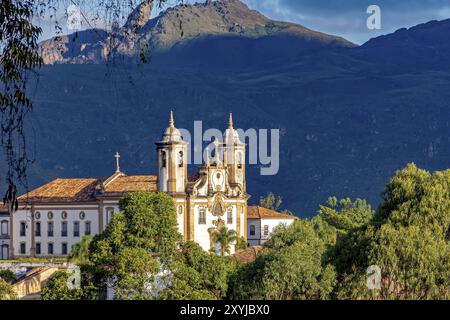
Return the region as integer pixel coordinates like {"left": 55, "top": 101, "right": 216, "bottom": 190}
{"left": 38, "top": 0, "right": 450, "bottom": 44}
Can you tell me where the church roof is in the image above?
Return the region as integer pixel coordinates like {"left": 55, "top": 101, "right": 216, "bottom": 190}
{"left": 102, "top": 175, "right": 157, "bottom": 195}
{"left": 18, "top": 175, "right": 157, "bottom": 203}
{"left": 247, "top": 206, "right": 297, "bottom": 220}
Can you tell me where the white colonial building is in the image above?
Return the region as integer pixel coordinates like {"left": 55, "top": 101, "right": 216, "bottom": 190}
{"left": 2, "top": 113, "right": 294, "bottom": 259}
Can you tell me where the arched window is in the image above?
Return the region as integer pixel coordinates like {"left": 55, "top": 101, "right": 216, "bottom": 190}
{"left": 1, "top": 220, "right": 8, "bottom": 236}
{"left": 198, "top": 207, "right": 206, "bottom": 224}
{"left": 178, "top": 151, "right": 184, "bottom": 167}
{"left": 227, "top": 207, "right": 233, "bottom": 224}
{"left": 178, "top": 205, "right": 183, "bottom": 215}
{"left": 161, "top": 151, "right": 167, "bottom": 168}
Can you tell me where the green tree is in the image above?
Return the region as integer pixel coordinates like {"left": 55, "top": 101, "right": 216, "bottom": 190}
{"left": 259, "top": 192, "right": 283, "bottom": 211}
{"left": 86, "top": 191, "right": 181, "bottom": 299}
{"left": 41, "top": 271, "right": 83, "bottom": 300}
{"left": 159, "top": 241, "right": 239, "bottom": 300}
{"left": 230, "top": 220, "right": 336, "bottom": 300}
{"left": 235, "top": 236, "right": 248, "bottom": 251}
{"left": 69, "top": 235, "right": 93, "bottom": 264}
{"left": 0, "top": 270, "right": 16, "bottom": 284}
{"left": 212, "top": 226, "right": 237, "bottom": 256}
{"left": 0, "top": 277, "right": 17, "bottom": 300}
{"left": 332, "top": 164, "right": 450, "bottom": 300}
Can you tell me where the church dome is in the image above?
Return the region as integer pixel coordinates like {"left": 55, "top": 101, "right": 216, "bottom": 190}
{"left": 224, "top": 113, "right": 243, "bottom": 144}
{"left": 162, "top": 111, "right": 183, "bottom": 142}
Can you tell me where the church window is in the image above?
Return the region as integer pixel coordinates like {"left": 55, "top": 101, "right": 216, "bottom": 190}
{"left": 199, "top": 207, "right": 206, "bottom": 224}
{"left": 249, "top": 225, "right": 255, "bottom": 236}
{"left": 178, "top": 151, "right": 184, "bottom": 167}
{"left": 237, "top": 152, "right": 243, "bottom": 169}
{"left": 35, "top": 222, "right": 41, "bottom": 237}
{"left": 1, "top": 220, "right": 8, "bottom": 236}
{"left": 48, "top": 243, "right": 54, "bottom": 255}
{"left": 264, "top": 225, "right": 269, "bottom": 236}
{"left": 20, "top": 243, "right": 26, "bottom": 254}
{"left": 36, "top": 243, "right": 41, "bottom": 255}
{"left": 48, "top": 222, "right": 54, "bottom": 237}
{"left": 20, "top": 222, "right": 26, "bottom": 236}
{"left": 73, "top": 221, "right": 80, "bottom": 237}
{"left": 227, "top": 207, "right": 233, "bottom": 224}
{"left": 161, "top": 151, "right": 167, "bottom": 168}
{"left": 61, "top": 222, "right": 68, "bottom": 237}
{"left": 85, "top": 221, "right": 91, "bottom": 235}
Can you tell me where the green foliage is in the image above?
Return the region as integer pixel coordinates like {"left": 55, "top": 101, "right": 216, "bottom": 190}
{"left": 231, "top": 220, "right": 336, "bottom": 300}
{"left": 259, "top": 192, "right": 283, "bottom": 211}
{"left": 159, "top": 242, "right": 240, "bottom": 300}
{"left": 235, "top": 236, "right": 248, "bottom": 251}
{"left": 86, "top": 191, "right": 181, "bottom": 299}
{"left": 331, "top": 164, "right": 450, "bottom": 300}
{"left": 41, "top": 271, "right": 83, "bottom": 300}
{"left": 0, "top": 277, "right": 17, "bottom": 300}
{"left": 0, "top": 269, "right": 16, "bottom": 284}
{"left": 212, "top": 226, "right": 237, "bottom": 256}
{"left": 70, "top": 235, "right": 93, "bottom": 264}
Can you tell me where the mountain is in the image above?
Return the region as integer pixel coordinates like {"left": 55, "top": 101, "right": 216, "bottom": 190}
{"left": 8, "top": 1, "right": 450, "bottom": 217}
{"left": 39, "top": 0, "right": 354, "bottom": 65}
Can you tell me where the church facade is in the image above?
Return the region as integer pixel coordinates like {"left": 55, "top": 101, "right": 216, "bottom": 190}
{"left": 3, "top": 113, "right": 294, "bottom": 259}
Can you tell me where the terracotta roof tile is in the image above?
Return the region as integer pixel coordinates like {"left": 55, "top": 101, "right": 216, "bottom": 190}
{"left": 247, "top": 206, "right": 297, "bottom": 219}
{"left": 18, "top": 178, "right": 100, "bottom": 203}
{"left": 18, "top": 175, "right": 158, "bottom": 203}
{"left": 231, "top": 246, "right": 264, "bottom": 263}
{"left": 103, "top": 175, "right": 157, "bottom": 195}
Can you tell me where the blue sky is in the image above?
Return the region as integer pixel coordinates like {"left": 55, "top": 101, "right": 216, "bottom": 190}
{"left": 37, "top": 0, "right": 450, "bottom": 44}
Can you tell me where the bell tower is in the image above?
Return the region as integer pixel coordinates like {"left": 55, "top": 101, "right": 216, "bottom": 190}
{"left": 223, "top": 113, "right": 246, "bottom": 192}
{"left": 156, "top": 111, "right": 188, "bottom": 194}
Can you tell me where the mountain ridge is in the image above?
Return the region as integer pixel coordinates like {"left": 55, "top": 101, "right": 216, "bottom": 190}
{"left": 39, "top": 0, "right": 355, "bottom": 65}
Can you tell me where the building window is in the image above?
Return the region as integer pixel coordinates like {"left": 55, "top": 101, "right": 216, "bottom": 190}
{"left": 161, "top": 151, "right": 167, "bottom": 168}
{"left": 227, "top": 207, "right": 233, "bottom": 224}
{"left": 237, "top": 152, "right": 243, "bottom": 169}
{"left": 178, "top": 151, "right": 184, "bottom": 167}
{"left": 20, "top": 242, "right": 26, "bottom": 254}
{"left": 62, "top": 243, "right": 68, "bottom": 255}
{"left": 1, "top": 220, "right": 8, "bottom": 236}
{"left": 250, "top": 225, "right": 255, "bottom": 236}
{"left": 61, "top": 221, "right": 68, "bottom": 237}
{"left": 85, "top": 221, "right": 91, "bottom": 235}
{"left": 36, "top": 242, "right": 41, "bottom": 255}
{"left": 20, "top": 222, "right": 26, "bottom": 236}
{"left": 48, "top": 243, "right": 54, "bottom": 255}
{"left": 73, "top": 221, "right": 80, "bottom": 237}
{"left": 263, "top": 225, "right": 269, "bottom": 236}
{"left": 35, "top": 222, "right": 41, "bottom": 237}
{"left": 178, "top": 205, "right": 183, "bottom": 215}
{"left": 106, "top": 208, "right": 114, "bottom": 224}
{"left": 48, "top": 222, "right": 54, "bottom": 237}
{"left": 198, "top": 207, "right": 206, "bottom": 224}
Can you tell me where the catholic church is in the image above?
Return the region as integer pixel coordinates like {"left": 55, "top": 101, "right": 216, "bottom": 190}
{"left": 0, "top": 113, "right": 294, "bottom": 260}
